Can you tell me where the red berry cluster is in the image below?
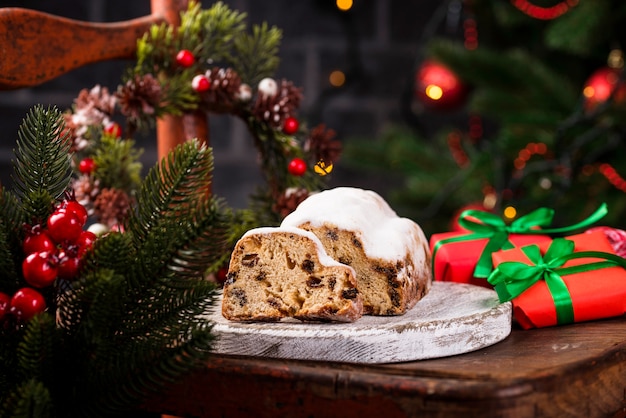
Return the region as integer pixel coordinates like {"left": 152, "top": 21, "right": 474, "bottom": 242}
{"left": 0, "top": 287, "right": 46, "bottom": 323}
{"left": 2, "top": 197, "right": 97, "bottom": 324}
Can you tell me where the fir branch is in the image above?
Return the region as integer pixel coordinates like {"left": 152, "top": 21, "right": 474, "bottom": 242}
{"left": 0, "top": 378, "right": 53, "bottom": 418}
{"left": 134, "top": 22, "right": 177, "bottom": 75}
{"left": 231, "top": 22, "right": 282, "bottom": 86}
{"left": 544, "top": 0, "right": 611, "bottom": 57}
{"left": 11, "top": 105, "right": 72, "bottom": 222}
{"left": 92, "top": 136, "right": 143, "bottom": 191}
{"left": 0, "top": 189, "right": 22, "bottom": 291}
{"left": 15, "top": 315, "right": 60, "bottom": 391}
{"left": 186, "top": 1, "right": 247, "bottom": 64}
{"left": 127, "top": 138, "right": 213, "bottom": 246}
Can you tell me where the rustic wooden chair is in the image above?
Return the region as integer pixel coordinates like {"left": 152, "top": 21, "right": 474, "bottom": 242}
{"left": 0, "top": 0, "right": 208, "bottom": 159}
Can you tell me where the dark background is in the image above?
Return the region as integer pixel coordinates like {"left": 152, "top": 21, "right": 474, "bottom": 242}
{"left": 0, "top": 0, "right": 442, "bottom": 208}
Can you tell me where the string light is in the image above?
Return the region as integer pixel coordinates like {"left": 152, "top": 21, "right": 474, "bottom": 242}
{"left": 425, "top": 84, "right": 443, "bottom": 100}
{"left": 447, "top": 131, "right": 469, "bottom": 167}
{"left": 511, "top": 0, "right": 578, "bottom": 20}
{"left": 336, "top": 0, "right": 353, "bottom": 12}
{"left": 513, "top": 142, "right": 548, "bottom": 171}
{"left": 598, "top": 163, "right": 626, "bottom": 192}
{"left": 503, "top": 206, "right": 517, "bottom": 220}
{"left": 329, "top": 70, "right": 346, "bottom": 87}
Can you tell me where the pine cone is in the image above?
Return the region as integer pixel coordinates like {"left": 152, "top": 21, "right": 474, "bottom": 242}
{"left": 74, "top": 85, "right": 117, "bottom": 116}
{"left": 273, "top": 188, "right": 310, "bottom": 218}
{"left": 92, "top": 187, "right": 134, "bottom": 228}
{"left": 305, "top": 124, "right": 342, "bottom": 164}
{"left": 200, "top": 67, "right": 242, "bottom": 113}
{"left": 116, "top": 74, "right": 162, "bottom": 120}
{"left": 252, "top": 79, "right": 303, "bottom": 129}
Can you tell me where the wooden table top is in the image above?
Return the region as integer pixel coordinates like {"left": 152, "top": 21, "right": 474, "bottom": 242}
{"left": 149, "top": 317, "right": 626, "bottom": 418}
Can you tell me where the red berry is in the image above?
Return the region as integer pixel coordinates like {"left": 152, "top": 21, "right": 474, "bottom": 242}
{"left": 104, "top": 122, "right": 122, "bottom": 138}
{"left": 75, "top": 230, "right": 97, "bottom": 256}
{"left": 10, "top": 288, "right": 46, "bottom": 322}
{"left": 62, "top": 200, "right": 88, "bottom": 227}
{"left": 175, "top": 49, "right": 195, "bottom": 68}
{"left": 283, "top": 117, "right": 299, "bottom": 135}
{"left": 192, "top": 74, "right": 211, "bottom": 92}
{"left": 22, "top": 251, "right": 58, "bottom": 288}
{"left": 57, "top": 254, "right": 81, "bottom": 280}
{"left": 288, "top": 158, "right": 307, "bottom": 176}
{"left": 47, "top": 210, "right": 83, "bottom": 243}
{"left": 0, "top": 292, "right": 10, "bottom": 321}
{"left": 23, "top": 227, "right": 56, "bottom": 255}
{"left": 78, "top": 158, "right": 96, "bottom": 175}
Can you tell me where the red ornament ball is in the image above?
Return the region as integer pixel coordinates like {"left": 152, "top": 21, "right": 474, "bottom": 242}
{"left": 61, "top": 199, "right": 89, "bottom": 227}
{"left": 78, "top": 157, "right": 96, "bottom": 175}
{"left": 57, "top": 251, "right": 81, "bottom": 280}
{"left": 104, "top": 122, "right": 122, "bottom": 138}
{"left": 22, "top": 251, "right": 58, "bottom": 288}
{"left": 0, "top": 292, "right": 10, "bottom": 321}
{"left": 414, "top": 60, "right": 468, "bottom": 111}
{"left": 288, "top": 158, "right": 307, "bottom": 176}
{"left": 175, "top": 49, "right": 195, "bottom": 68}
{"left": 10, "top": 287, "right": 46, "bottom": 322}
{"left": 192, "top": 74, "right": 211, "bottom": 92}
{"left": 23, "top": 227, "right": 56, "bottom": 255}
{"left": 283, "top": 116, "right": 299, "bottom": 135}
{"left": 582, "top": 66, "right": 626, "bottom": 111}
{"left": 47, "top": 210, "right": 83, "bottom": 244}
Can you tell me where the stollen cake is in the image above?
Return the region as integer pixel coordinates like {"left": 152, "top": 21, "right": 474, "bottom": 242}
{"left": 281, "top": 187, "right": 432, "bottom": 315}
{"left": 222, "top": 226, "right": 363, "bottom": 322}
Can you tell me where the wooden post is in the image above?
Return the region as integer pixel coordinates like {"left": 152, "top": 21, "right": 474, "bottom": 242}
{"left": 150, "top": 0, "right": 210, "bottom": 161}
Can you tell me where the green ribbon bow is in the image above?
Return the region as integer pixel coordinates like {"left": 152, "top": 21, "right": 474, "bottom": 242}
{"left": 487, "top": 238, "right": 626, "bottom": 325}
{"left": 432, "top": 203, "right": 608, "bottom": 279}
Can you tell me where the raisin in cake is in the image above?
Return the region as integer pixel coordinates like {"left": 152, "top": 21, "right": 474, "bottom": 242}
{"left": 222, "top": 226, "right": 363, "bottom": 322}
{"left": 281, "top": 187, "right": 432, "bottom": 315}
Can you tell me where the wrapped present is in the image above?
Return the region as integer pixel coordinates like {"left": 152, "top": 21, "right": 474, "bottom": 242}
{"left": 429, "top": 204, "right": 607, "bottom": 286}
{"left": 489, "top": 230, "right": 626, "bottom": 329}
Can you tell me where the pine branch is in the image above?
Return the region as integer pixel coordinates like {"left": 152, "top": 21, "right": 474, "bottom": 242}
{"left": 0, "top": 378, "right": 53, "bottom": 418}
{"left": 232, "top": 22, "right": 282, "bottom": 86}
{"left": 0, "top": 189, "right": 22, "bottom": 292}
{"left": 92, "top": 136, "right": 143, "bottom": 191}
{"left": 11, "top": 105, "right": 72, "bottom": 223}
{"left": 189, "top": 1, "right": 247, "bottom": 64}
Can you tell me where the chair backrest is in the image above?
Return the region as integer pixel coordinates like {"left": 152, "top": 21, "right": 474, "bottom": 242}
{"left": 0, "top": 0, "right": 206, "bottom": 159}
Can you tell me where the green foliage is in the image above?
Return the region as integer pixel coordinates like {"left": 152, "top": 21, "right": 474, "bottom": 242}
{"left": 92, "top": 136, "right": 143, "bottom": 191}
{"left": 0, "top": 108, "right": 230, "bottom": 417}
{"left": 12, "top": 105, "right": 72, "bottom": 223}
{"left": 345, "top": 0, "right": 626, "bottom": 231}
{"left": 232, "top": 22, "right": 282, "bottom": 86}
{"left": 133, "top": 1, "right": 282, "bottom": 114}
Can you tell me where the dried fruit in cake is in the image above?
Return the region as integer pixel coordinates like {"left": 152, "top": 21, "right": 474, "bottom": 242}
{"left": 281, "top": 187, "right": 432, "bottom": 315}
{"left": 222, "top": 226, "right": 363, "bottom": 322}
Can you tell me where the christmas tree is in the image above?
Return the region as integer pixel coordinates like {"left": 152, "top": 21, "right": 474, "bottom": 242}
{"left": 343, "top": 0, "right": 626, "bottom": 236}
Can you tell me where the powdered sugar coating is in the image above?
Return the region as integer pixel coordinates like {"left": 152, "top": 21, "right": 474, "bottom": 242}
{"left": 281, "top": 187, "right": 428, "bottom": 262}
{"left": 242, "top": 226, "right": 354, "bottom": 271}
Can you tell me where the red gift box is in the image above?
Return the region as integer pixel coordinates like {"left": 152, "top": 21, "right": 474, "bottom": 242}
{"left": 490, "top": 230, "right": 626, "bottom": 329}
{"left": 429, "top": 204, "right": 608, "bottom": 287}
{"left": 429, "top": 231, "right": 551, "bottom": 287}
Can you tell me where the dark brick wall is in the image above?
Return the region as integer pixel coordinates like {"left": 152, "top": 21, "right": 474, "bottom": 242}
{"left": 0, "top": 0, "right": 438, "bottom": 208}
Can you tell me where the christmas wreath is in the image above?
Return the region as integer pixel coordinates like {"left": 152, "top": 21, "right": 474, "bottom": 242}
{"left": 0, "top": 1, "right": 341, "bottom": 416}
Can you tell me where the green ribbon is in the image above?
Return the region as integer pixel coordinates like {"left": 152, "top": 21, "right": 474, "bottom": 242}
{"left": 432, "top": 203, "right": 608, "bottom": 279}
{"left": 487, "top": 238, "right": 626, "bottom": 325}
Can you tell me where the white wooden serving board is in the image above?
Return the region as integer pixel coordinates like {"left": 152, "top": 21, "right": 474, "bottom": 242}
{"left": 206, "top": 281, "right": 512, "bottom": 364}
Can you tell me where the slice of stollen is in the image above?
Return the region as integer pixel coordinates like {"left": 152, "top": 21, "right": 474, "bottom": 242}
{"left": 222, "top": 226, "right": 363, "bottom": 322}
